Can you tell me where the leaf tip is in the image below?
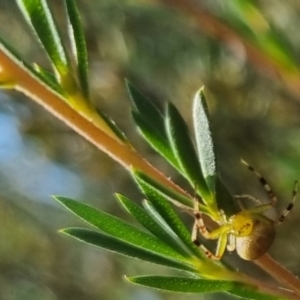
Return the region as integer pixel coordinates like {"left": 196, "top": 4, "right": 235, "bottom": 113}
{"left": 52, "top": 195, "right": 61, "bottom": 202}
{"left": 199, "top": 86, "right": 205, "bottom": 94}
{"left": 58, "top": 228, "right": 68, "bottom": 234}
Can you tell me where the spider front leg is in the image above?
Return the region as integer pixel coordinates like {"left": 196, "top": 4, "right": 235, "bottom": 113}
{"left": 240, "top": 159, "right": 277, "bottom": 205}
{"left": 192, "top": 197, "right": 230, "bottom": 260}
{"left": 234, "top": 159, "right": 278, "bottom": 212}
{"left": 278, "top": 180, "right": 298, "bottom": 223}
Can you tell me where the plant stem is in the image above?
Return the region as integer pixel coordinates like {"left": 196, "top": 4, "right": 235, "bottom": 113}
{"left": 0, "top": 45, "right": 191, "bottom": 201}
{"left": 256, "top": 254, "right": 300, "bottom": 296}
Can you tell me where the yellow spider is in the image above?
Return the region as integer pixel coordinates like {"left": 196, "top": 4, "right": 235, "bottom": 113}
{"left": 192, "top": 160, "right": 298, "bottom": 260}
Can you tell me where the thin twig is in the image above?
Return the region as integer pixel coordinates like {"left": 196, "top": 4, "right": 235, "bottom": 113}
{"left": 256, "top": 254, "right": 300, "bottom": 296}
{"left": 0, "top": 46, "right": 190, "bottom": 200}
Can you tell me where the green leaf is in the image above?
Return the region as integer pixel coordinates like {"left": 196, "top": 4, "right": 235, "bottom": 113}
{"left": 126, "top": 275, "right": 235, "bottom": 293}
{"left": 64, "top": 0, "right": 89, "bottom": 99}
{"left": 127, "top": 81, "right": 179, "bottom": 169}
{"left": 33, "top": 63, "right": 60, "bottom": 88}
{"left": 132, "top": 171, "right": 234, "bottom": 280}
{"left": 193, "top": 88, "right": 216, "bottom": 198}
{"left": 0, "top": 34, "right": 63, "bottom": 94}
{"left": 62, "top": 228, "right": 196, "bottom": 272}
{"left": 132, "top": 169, "right": 206, "bottom": 212}
{"left": 16, "top": 0, "right": 70, "bottom": 76}
{"left": 54, "top": 196, "right": 188, "bottom": 261}
{"left": 165, "top": 102, "right": 210, "bottom": 199}
{"left": 126, "top": 80, "right": 165, "bottom": 136}
{"left": 227, "top": 286, "right": 286, "bottom": 300}
{"left": 127, "top": 276, "right": 283, "bottom": 299}
{"left": 132, "top": 111, "right": 179, "bottom": 169}
{"left": 96, "top": 109, "right": 127, "bottom": 142}
{"left": 132, "top": 171, "right": 208, "bottom": 260}
{"left": 116, "top": 194, "right": 190, "bottom": 258}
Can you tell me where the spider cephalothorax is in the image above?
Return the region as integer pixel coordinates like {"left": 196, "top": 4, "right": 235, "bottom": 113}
{"left": 192, "top": 160, "right": 297, "bottom": 261}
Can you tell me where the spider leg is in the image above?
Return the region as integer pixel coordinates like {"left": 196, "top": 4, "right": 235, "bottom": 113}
{"left": 278, "top": 180, "right": 298, "bottom": 224}
{"left": 227, "top": 234, "right": 236, "bottom": 252}
{"left": 191, "top": 206, "right": 220, "bottom": 259}
{"left": 192, "top": 197, "right": 230, "bottom": 260}
{"left": 241, "top": 159, "right": 277, "bottom": 205}
{"left": 234, "top": 194, "right": 262, "bottom": 209}
{"left": 192, "top": 226, "right": 227, "bottom": 260}
{"left": 234, "top": 194, "right": 262, "bottom": 204}
{"left": 192, "top": 196, "right": 211, "bottom": 239}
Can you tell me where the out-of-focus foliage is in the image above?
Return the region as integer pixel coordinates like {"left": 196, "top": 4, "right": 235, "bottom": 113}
{"left": 0, "top": 0, "right": 300, "bottom": 299}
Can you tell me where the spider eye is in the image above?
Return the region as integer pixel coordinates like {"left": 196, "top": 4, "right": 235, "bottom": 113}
{"left": 232, "top": 215, "right": 253, "bottom": 236}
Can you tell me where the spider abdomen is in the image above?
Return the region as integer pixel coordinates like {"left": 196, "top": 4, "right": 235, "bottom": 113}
{"left": 235, "top": 220, "right": 276, "bottom": 260}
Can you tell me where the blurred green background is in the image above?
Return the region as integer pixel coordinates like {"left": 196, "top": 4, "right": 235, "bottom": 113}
{"left": 0, "top": 0, "right": 300, "bottom": 299}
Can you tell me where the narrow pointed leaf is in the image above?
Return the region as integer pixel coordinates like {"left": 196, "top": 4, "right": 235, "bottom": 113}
{"left": 126, "top": 276, "right": 235, "bottom": 293}
{"left": 227, "top": 287, "right": 285, "bottom": 300}
{"left": 165, "top": 102, "right": 210, "bottom": 199}
{"left": 0, "top": 35, "right": 63, "bottom": 94}
{"left": 193, "top": 88, "right": 216, "bottom": 195}
{"left": 96, "top": 109, "right": 127, "bottom": 142}
{"left": 135, "top": 170, "right": 194, "bottom": 206}
{"left": 33, "top": 63, "right": 60, "bottom": 87}
{"left": 133, "top": 172, "right": 232, "bottom": 278}
{"left": 126, "top": 80, "right": 165, "bottom": 136}
{"left": 142, "top": 200, "right": 180, "bottom": 240}
{"left": 16, "top": 0, "right": 69, "bottom": 76}
{"left": 132, "top": 170, "right": 209, "bottom": 213}
{"left": 117, "top": 194, "right": 190, "bottom": 258}
{"left": 65, "top": 0, "right": 89, "bottom": 98}
{"left": 132, "top": 171, "right": 208, "bottom": 260}
{"left": 132, "top": 111, "right": 179, "bottom": 168}
{"left": 54, "top": 196, "right": 187, "bottom": 261}
{"left": 127, "top": 81, "right": 179, "bottom": 168}
{"left": 62, "top": 228, "right": 196, "bottom": 272}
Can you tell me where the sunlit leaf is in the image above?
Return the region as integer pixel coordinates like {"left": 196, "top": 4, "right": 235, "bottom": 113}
{"left": 0, "top": 34, "right": 63, "bottom": 94}
{"left": 16, "top": 0, "right": 70, "bottom": 77}
{"left": 193, "top": 88, "right": 216, "bottom": 203}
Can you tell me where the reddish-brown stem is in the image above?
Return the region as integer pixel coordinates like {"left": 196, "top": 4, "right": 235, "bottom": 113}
{"left": 0, "top": 47, "right": 190, "bottom": 200}
{"left": 256, "top": 254, "right": 300, "bottom": 296}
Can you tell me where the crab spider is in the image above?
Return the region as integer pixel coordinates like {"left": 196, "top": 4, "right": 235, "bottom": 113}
{"left": 192, "top": 160, "right": 298, "bottom": 261}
